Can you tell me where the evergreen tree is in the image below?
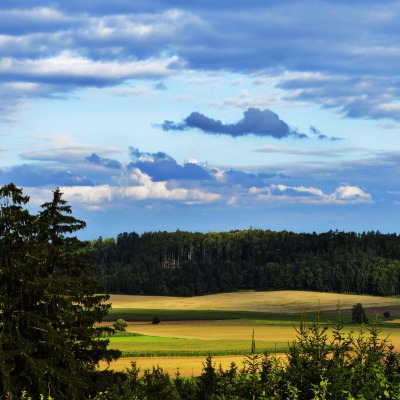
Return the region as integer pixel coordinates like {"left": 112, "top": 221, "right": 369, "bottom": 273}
{"left": 0, "top": 185, "right": 120, "bottom": 399}
{"left": 352, "top": 303, "right": 369, "bottom": 324}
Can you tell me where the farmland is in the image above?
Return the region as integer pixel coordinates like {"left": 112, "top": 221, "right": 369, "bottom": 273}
{"left": 100, "top": 290, "right": 400, "bottom": 375}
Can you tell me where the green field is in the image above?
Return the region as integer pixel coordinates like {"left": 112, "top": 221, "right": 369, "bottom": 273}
{"left": 108, "top": 334, "right": 287, "bottom": 357}
{"left": 100, "top": 291, "right": 400, "bottom": 375}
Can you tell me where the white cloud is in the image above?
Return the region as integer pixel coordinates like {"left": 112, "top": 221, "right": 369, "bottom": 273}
{"left": 3, "top": 7, "right": 66, "bottom": 20}
{"left": 0, "top": 52, "right": 183, "bottom": 81}
{"left": 82, "top": 9, "right": 201, "bottom": 41}
{"left": 249, "top": 184, "right": 373, "bottom": 205}
{"left": 332, "top": 185, "right": 372, "bottom": 203}
{"left": 23, "top": 167, "right": 221, "bottom": 210}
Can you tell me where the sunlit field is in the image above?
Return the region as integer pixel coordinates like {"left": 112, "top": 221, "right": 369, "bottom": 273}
{"left": 107, "top": 290, "right": 400, "bottom": 313}
{"left": 99, "top": 291, "right": 400, "bottom": 376}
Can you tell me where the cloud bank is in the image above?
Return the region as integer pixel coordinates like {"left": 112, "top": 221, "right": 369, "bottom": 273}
{"left": 0, "top": 140, "right": 377, "bottom": 212}
{"left": 2, "top": 135, "right": 397, "bottom": 237}
{"left": 1, "top": 2, "right": 400, "bottom": 122}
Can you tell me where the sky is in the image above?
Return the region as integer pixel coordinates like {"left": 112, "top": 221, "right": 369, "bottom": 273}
{"left": 1, "top": 1, "right": 400, "bottom": 239}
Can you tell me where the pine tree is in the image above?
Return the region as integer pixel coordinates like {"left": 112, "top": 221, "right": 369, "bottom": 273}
{"left": 0, "top": 185, "right": 120, "bottom": 399}
{"left": 352, "top": 302, "right": 369, "bottom": 324}
{"left": 0, "top": 184, "right": 38, "bottom": 394}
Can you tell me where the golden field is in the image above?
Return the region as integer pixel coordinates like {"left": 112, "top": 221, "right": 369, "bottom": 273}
{"left": 107, "top": 290, "right": 400, "bottom": 314}
{"left": 100, "top": 291, "right": 400, "bottom": 376}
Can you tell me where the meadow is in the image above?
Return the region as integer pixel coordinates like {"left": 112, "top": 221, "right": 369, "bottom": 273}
{"left": 100, "top": 290, "right": 400, "bottom": 376}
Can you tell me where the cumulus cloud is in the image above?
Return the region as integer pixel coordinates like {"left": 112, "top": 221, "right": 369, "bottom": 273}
{"left": 333, "top": 186, "right": 372, "bottom": 203}
{"left": 26, "top": 168, "right": 221, "bottom": 210}
{"left": 127, "top": 147, "right": 211, "bottom": 181}
{"left": 2, "top": 144, "right": 222, "bottom": 208}
{"left": 85, "top": 153, "right": 122, "bottom": 169}
{"left": 161, "top": 108, "right": 307, "bottom": 138}
{"left": 5, "top": 138, "right": 383, "bottom": 210}
{"left": 249, "top": 184, "right": 373, "bottom": 205}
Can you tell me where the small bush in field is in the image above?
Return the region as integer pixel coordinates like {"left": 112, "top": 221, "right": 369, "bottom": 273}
{"left": 113, "top": 318, "right": 128, "bottom": 331}
{"left": 152, "top": 315, "right": 161, "bottom": 324}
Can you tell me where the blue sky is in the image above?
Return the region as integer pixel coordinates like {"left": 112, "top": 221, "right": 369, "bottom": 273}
{"left": 1, "top": 1, "right": 400, "bottom": 238}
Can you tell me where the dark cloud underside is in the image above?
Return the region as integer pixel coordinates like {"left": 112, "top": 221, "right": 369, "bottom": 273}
{"left": 127, "top": 147, "right": 211, "bottom": 181}
{"left": 161, "top": 108, "right": 307, "bottom": 138}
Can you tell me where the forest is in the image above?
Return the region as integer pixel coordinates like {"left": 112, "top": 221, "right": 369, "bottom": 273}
{"left": 90, "top": 229, "right": 400, "bottom": 297}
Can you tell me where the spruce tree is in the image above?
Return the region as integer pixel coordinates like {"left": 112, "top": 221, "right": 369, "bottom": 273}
{"left": 0, "top": 184, "right": 120, "bottom": 399}
{"left": 352, "top": 302, "right": 369, "bottom": 324}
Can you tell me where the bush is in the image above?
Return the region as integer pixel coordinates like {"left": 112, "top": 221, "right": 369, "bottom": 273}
{"left": 113, "top": 319, "right": 128, "bottom": 331}
{"left": 152, "top": 316, "right": 161, "bottom": 324}
{"left": 352, "top": 302, "right": 368, "bottom": 324}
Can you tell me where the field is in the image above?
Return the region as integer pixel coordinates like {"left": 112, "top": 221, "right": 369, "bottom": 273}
{"left": 99, "top": 291, "right": 400, "bottom": 376}
{"left": 105, "top": 290, "right": 400, "bottom": 313}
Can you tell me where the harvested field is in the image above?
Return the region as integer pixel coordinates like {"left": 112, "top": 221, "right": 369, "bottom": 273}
{"left": 107, "top": 291, "right": 400, "bottom": 314}
{"left": 100, "top": 355, "right": 259, "bottom": 376}
{"left": 101, "top": 291, "right": 400, "bottom": 376}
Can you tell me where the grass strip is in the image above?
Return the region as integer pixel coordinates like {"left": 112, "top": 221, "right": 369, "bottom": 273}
{"left": 108, "top": 332, "right": 145, "bottom": 337}
{"left": 105, "top": 308, "right": 350, "bottom": 324}
{"left": 120, "top": 348, "right": 286, "bottom": 357}
{"left": 108, "top": 336, "right": 288, "bottom": 357}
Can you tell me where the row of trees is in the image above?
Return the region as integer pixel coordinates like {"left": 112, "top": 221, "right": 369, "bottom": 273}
{"left": 89, "top": 229, "right": 400, "bottom": 296}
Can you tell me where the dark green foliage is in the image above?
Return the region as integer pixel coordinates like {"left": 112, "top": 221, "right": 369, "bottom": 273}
{"left": 197, "top": 356, "right": 218, "bottom": 399}
{"left": 93, "top": 362, "right": 181, "bottom": 400}
{"left": 352, "top": 302, "right": 369, "bottom": 324}
{"left": 89, "top": 229, "right": 400, "bottom": 297}
{"left": 105, "top": 308, "right": 303, "bottom": 323}
{"left": 0, "top": 184, "right": 120, "bottom": 399}
{"left": 152, "top": 315, "right": 161, "bottom": 324}
{"left": 284, "top": 307, "right": 400, "bottom": 399}
{"left": 383, "top": 310, "right": 391, "bottom": 319}
{"left": 113, "top": 319, "right": 128, "bottom": 331}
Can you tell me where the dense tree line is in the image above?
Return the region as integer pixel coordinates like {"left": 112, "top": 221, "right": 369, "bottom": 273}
{"left": 90, "top": 229, "right": 400, "bottom": 297}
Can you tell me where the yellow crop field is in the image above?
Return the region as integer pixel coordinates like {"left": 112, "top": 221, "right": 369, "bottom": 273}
{"left": 100, "top": 355, "right": 253, "bottom": 376}
{"left": 101, "top": 291, "right": 400, "bottom": 376}
{"left": 124, "top": 320, "right": 299, "bottom": 341}
{"left": 107, "top": 290, "right": 400, "bottom": 314}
